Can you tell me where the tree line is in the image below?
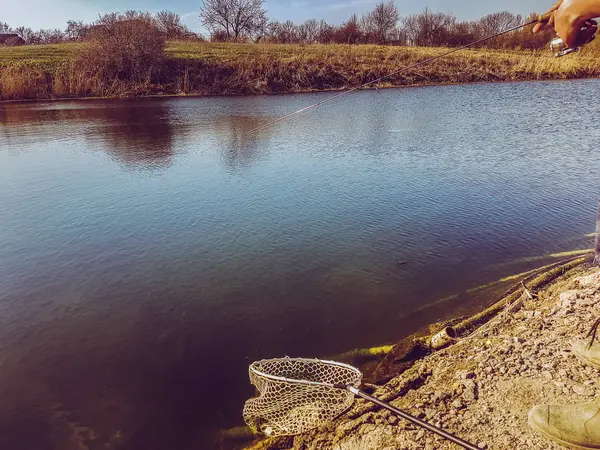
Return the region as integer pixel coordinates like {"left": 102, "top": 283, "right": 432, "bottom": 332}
{"left": 1, "top": 0, "right": 552, "bottom": 50}
{"left": 200, "top": 0, "right": 552, "bottom": 49}
{"left": 0, "top": 10, "right": 200, "bottom": 45}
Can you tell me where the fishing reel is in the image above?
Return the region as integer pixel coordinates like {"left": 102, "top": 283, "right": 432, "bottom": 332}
{"left": 549, "top": 19, "right": 597, "bottom": 57}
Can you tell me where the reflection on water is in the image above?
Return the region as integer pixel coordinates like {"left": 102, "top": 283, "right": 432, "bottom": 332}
{"left": 87, "top": 103, "right": 179, "bottom": 169}
{"left": 0, "top": 100, "right": 273, "bottom": 171}
{"left": 0, "top": 81, "right": 598, "bottom": 449}
{"left": 212, "top": 116, "right": 272, "bottom": 170}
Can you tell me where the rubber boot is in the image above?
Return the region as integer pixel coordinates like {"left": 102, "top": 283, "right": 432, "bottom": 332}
{"left": 573, "top": 340, "right": 600, "bottom": 370}
{"left": 573, "top": 318, "right": 600, "bottom": 370}
{"left": 529, "top": 319, "right": 600, "bottom": 449}
{"left": 528, "top": 400, "right": 600, "bottom": 449}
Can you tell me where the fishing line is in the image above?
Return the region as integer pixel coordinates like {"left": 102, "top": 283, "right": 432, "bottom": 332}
{"left": 248, "top": 19, "right": 541, "bottom": 134}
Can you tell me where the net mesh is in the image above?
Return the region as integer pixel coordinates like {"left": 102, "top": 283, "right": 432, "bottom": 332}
{"left": 243, "top": 358, "right": 362, "bottom": 437}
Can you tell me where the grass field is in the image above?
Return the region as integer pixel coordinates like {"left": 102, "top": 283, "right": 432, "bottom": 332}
{"left": 1, "top": 41, "right": 599, "bottom": 100}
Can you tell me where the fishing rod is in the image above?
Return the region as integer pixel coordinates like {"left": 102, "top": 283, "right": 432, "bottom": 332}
{"left": 249, "top": 13, "right": 596, "bottom": 134}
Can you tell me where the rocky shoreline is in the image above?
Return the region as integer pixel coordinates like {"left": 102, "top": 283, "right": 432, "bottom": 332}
{"left": 247, "top": 261, "right": 600, "bottom": 450}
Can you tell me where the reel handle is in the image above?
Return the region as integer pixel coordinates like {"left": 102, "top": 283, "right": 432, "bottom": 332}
{"left": 549, "top": 19, "right": 597, "bottom": 57}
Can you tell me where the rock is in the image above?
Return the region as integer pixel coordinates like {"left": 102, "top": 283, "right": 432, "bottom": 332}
{"left": 478, "top": 442, "right": 489, "bottom": 449}
{"left": 577, "top": 296, "right": 600, "bottom": 307}
{"left": 560, "top": 291, "right": 579, "bottom": 303}
{"left": 425, "top": 408, "right": 436, "bottom": 420}
{"left": 577, "top": 271, "right": 600, "bottom": 289}
{"left": 430, "top": 391, "right": 448, "bottom": 403}
{"left": 462, "top": 380, "right": 478, "bottom": 402}
{"left": 573, "top": 385, "right": 593, "bottom": 397}
{"left": 456, "top": 370, "right": 477, "bottom": 380}
{"left": 415, "top": 430, "right": 425, "bottom": 441}
{"left": 542, "top": 370, "right": 553, "bottom": 381}
{"left": 451, "top": 399, "right": 464, "bottom": 410}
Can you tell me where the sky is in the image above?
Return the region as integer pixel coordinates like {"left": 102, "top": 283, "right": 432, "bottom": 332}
{"left": 1, "top": 0, "right": 553, "bottom": 34}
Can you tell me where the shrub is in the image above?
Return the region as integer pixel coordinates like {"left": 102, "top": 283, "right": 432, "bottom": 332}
{"left": 77, "top": 15, "right": 165, "bottom": 87}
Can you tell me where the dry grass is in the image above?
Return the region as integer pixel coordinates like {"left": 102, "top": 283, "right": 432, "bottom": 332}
{"left": 1, "top": 41, "right": 600, "bottom": 101}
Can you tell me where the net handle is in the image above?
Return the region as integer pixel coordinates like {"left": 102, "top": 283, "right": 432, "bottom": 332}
{"left": 249, "top": 358, "right": 362, "bottom": 388}
{"left": 246, "top": 357, "right": 478, "bottom": 449}
{"left": 347, "top": 386, "right": 480, "bottom": 450}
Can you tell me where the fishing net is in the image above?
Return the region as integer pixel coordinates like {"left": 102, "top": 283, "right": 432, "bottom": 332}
{"left": 243, "top": 358, "right": 363, "bottom": 437}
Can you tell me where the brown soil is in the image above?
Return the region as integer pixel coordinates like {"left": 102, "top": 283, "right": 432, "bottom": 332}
{"left": 249, "top": 265, "right": 600, "bottom": 450}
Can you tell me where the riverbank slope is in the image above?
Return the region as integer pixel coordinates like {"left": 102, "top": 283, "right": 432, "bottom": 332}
{"left": 2, "top": 42, "right": 600, "bottom": 101}
{"left": 247, "top": 262, "right": 600, "bottom": 450}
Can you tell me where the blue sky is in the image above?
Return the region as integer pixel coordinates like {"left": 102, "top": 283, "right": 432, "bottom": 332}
{"left": 3, "top": 0, "right": 553, "bottom": 33}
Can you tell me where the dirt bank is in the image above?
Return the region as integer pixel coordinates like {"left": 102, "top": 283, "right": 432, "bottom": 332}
{"left": 248, "top": 262, "right": 600, "bottom": 450}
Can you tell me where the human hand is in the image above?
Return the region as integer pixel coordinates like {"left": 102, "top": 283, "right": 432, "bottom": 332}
{"left": 533, "top": 0, "right": 600, "bottom": 48}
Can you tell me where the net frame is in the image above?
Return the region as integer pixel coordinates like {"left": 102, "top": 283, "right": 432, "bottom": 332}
{"left": 243, "top": 357, "right": 363, "bottom": 437}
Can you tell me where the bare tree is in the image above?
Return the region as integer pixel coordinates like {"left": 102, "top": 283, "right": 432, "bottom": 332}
{"left": 66, "top": 20, "right": 88, "bottom": 41}
{"left": 267, "top": 20, "right": 299, "bottom": 43}
{"left": 200, "top": 0, "right": 267, "bottom": 41}
{"left": 296, "top": 22, "right": 309, "bottom": 43}
{"left": 155, "top": 10, "right": 193, "bottom": 39}
{"left": 0, "top": 22, "right": 11, "bottom": 33}
{"left": 92, "top": 11, "right": 155, "bottom": 28}
{"left": 362, "top": 1, "right": 400, "bottom": 44}
{"left": 500, "top": 12, "right": 551, "bottom": 49}
{"left": 478, "top": 11, "right": 522, "bottom": 36}
{"left": 123, "top": 10, "right": 155, "bottom": 22}
{"left": 35, "top": 29, "right": 67, "bottom": 44}
{"left": 14, "top": 26, "right": 36, "bottom": 43}
{"left": 402, "top": 8, "right": 455, "bottom": 46}
{"left": 281, "top": 20, "right": 299, "bottom": 43}
{"left": 334, "top": 14, "right": 362, "bottom": 44}
{"left": 301, "top": 19, "right": 320, "bottom": 44}
{"left": 444, "top": 21, "right": 477, "bottom": 46}
{"left": 315, "top": 20, "right": 334, "bottom": 43}
{"left": 388, "top": 27, "right": 408, "bottom": 45}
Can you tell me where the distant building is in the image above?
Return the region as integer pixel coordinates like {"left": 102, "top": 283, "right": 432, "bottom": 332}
{"left": 0, "top": 33, "right": 27, "bottom": 46}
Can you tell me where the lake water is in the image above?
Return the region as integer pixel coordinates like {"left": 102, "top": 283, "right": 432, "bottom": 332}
{"left": 0, "top": 80, "right": 598, "bottom": 449}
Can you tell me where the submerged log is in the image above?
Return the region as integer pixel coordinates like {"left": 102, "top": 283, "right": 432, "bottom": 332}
{"left": 454, "top": 256, "right": 587, "bottom": 335}
{"left": 333, "top": 345, "right": 395, "bottom": 365}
